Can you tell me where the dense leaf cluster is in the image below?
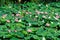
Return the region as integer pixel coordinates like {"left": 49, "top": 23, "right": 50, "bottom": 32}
{"left": 0, "top": 0, "right": 60, "bottom": 5}
{"left": 0, "top": 2, "right": 60, "bottom": 40}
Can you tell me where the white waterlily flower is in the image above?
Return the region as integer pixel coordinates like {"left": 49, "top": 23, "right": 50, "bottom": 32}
{"left": 42, "top": 20, "right": 44, "bottom": 23}
{"left": 42, "top": 15, "right": 46, "bottom": 18}
{"left": 9, "top": 6, "right": 12, "bottom": 8}
{"left": 35, "top": 16, "right": 38, "bottom": 18}
{"left": 19, "top": 0, "right": 21, "bottom": 2}
{"left": 18, "top": 19, "right": 22, "bottom": 22}
{"left": 38, "top": 4, "right": 41, "bottom": 6}
{"left": 29, "top": 23, "right": 31, "bottom": 26}
{"left": 18, "top": 11, "right": 21, "bottom": 13}
{"left": 30, "top": 15, "right": 32, "bottom": 17}
{"left": 42, "top": 37, "right": 46, "bottom": 40}
{"left": 46, "top": 4, "right": 48, "bottom": 7}
{"left": 55, "top": 13, "right": 58, "bottom": 15}
{"left": 51, "top": 22, "right": 53, "bottom": 24}
{"left": 54, "top": 16, "right": 58, "bottom": 20}
{"left": 58, "top": 22, "right": 60, "bottom": 24}
{"left": 48, "top": 16, "right": 51, "bottom": 19}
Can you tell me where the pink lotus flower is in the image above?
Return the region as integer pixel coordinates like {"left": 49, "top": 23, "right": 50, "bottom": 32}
{"left": 15, "top": 19, "right": 19, "bottom": 22}
{"left": 42, "top": 15, "right": 46, "bottom": 18}
{"left": 16, "top": 14, "right": 20, "bottom": 16}
{"left": 14, "top": 30, "right": 17, "bottom": 32}
{"left": 35, "top": 10, "right": 40, "bottom": 14}
{"left": 12, "top": 14, "right": 14, "bottom": 16}
{"left": 44, "top": 12, "right": 48, "bottom": 14}
{"left": 2, "top": 14, "right": 7, "bottom": 18}
{"left": 26, "top": 12, "right": 29, "bottom": 14}
{"left": 6, "top": 20, "right": 10, "bottom": 23}
{"left": 29, "top": 12, "right": 32, "bottom": 14}
{"left": 46, "top": 23, "right": 50, "bottom": 26}
{"left": 8, "top": 30, "right": 11, "bottom": 33}
{"left": 56, "top": 15, "right": 60, "bottom": 19}
{"left": 26, "top": 11, "right": 31, "bottom": 14}
{"left": 27, "top": 29, "right": 32, "bottom": 32}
